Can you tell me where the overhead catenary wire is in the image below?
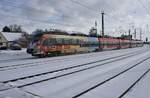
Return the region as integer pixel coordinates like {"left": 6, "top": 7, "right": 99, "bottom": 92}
{"left": 69, "top": 0, "right": 126, "bottom": 23}
{"left": 69, "top": 0, "right": 99, "bottom": 14}
{"left": 137, "top": 0, "right": 150, "bottom": 15}
{"left": 68, "top": 0, "right": 133, "bottom": 36}
{"left": 1, "top": 0, "right": 125, "bottom": 25}
{"left": 0, "top": 0, "right": 135, "bottom": 34}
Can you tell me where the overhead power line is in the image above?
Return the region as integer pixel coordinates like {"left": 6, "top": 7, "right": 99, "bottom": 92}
{"left": 137, "top": 0, "right": 150, "bottom": 15}
{"left": 1, "top": 0, "right": 130, "bottom": 33}
{"left": 2, "top": 0, "right": 124, "bottom": 23}
{"left": 105, "top": 14, "right": 124, "bottom": 23}
{"left": 69, "top": 0, "right": 99, "bottom": 13}
{"left": 69, "top": 0, "right": 126, "bottom": 23}
{"left": 102, "top": 1, "right": 116, "bottom": 12}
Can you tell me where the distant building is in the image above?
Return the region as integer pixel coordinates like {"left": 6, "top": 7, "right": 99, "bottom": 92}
{"left": 0, "top": 32, "right": 22, "bottom": 47}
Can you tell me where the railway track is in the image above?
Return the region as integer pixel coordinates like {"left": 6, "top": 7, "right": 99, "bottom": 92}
{"left": 72, "top": 56, "right": 150, "bottom": 98}
{"left": 118, "top": 68, "right": 150, "bottom": 98}
{"left": 0, "top": 49, "right": 149, "bottom": 92}
{"left": 0, "top": 49, "right": 147, "bottom": 72}
{"left": 0, "top": 52, "right": 98, "bottom": 70}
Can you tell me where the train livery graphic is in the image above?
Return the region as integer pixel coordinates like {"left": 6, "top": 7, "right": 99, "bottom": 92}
{"left": 27, "top": 32, "right": 143, "bottom": 57}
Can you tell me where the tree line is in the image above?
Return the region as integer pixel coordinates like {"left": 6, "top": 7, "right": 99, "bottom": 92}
{"left": 2, "top": 24, "right": 23, "bottom": 33}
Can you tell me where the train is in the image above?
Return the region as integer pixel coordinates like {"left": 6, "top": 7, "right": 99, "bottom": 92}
{"left": 27, "top": 33, "right": 143, "bottom": 57}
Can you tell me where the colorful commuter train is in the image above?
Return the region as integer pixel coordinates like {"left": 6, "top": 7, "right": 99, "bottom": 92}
{"left": 27, "top": 33, "right": 143, "bottom": 57}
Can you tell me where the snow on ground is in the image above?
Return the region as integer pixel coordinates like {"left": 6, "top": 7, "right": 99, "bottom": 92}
{"left": 79, "top": 55, "right": 150, "bottom": 98}
{"left": 0, "top": 48, "right": 32, "bottom": 61}
{"left": 42, "top": 51, "right": 150, "bottom": 98}
{"left": 124, "top": 68, "right": 150, "bottom": 98}
{"left": 0, "top": 48, "right": 27, "bottom": 56}
{"left": 0, "top": 46, "right": 147, "bottom": 63}
{"left": 0, "top": 87, "right": 40, "bottom": 98}
{"left": 0, "top": 45, "right": 150, "bottom": 98}
{"left": 0, "top": 47, "right": 147, "bottom": 82}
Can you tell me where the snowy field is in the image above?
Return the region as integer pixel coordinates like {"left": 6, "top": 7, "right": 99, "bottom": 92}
{"left": 0, "top": 45, "right": 150, "bottom": 98}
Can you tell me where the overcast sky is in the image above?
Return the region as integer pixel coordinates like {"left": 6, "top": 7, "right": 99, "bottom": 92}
{"left": 0, "top": 0, "right": 150, "bottom": 40}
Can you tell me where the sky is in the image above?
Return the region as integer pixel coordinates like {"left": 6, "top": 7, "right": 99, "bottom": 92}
{"left": 0, "top": 0, "right": 150, "bottom": 40}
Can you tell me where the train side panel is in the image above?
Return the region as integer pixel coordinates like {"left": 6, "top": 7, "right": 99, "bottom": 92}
{"left": 27, "top": 34, "right": 144, "bottom": 57}
{"left": 98, "top": 38, "right": 120, "bottom": 50}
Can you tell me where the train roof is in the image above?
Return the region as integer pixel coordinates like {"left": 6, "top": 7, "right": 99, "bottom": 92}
{"left": 31, "top": 32, "right": 143, "bottom": 42}
{"left": 42, "top": 34, "right": 98, "bottom": 41}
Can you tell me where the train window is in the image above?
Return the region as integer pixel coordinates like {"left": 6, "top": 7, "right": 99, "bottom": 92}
{"left": 47, "top": 38, "right": 56, "bottom": 46}
{"left": 62, "top": 39, "right": 65, "bottom": 44}
{"left": 56, "top": 38, "right": 62, "bottom": 44}
{"left": 64, "top": 39, "right": 68, "bottom": 44}
{"left": 52, "top": 38, "right": 57, "bottom": 44}
{"left": 61, "top": 38, "right": 69, "bottom": 45}
{"left": 68, "top": 39, "right": 72, "bottom": 45}
{"left": 72, "top": 39, "right": 77, "bottom": 44}
{"left": 88, "top": 41, "right": 92, "bottom": 47}
{"left": 42, "top": 39, "right": 49, "bottom": 46}
{"left": 87, "top": 42, "right": 89, "bottom": 47}
{"left": 48, "top": 39, "right": 52, "bottom": 46}
{"left": 67, "top": 39, "right": 72, "bottom": 44}
{"left": 80, "top": 39, "right": 83, "bottom": 45}
{"left": 69, "top": 39, "right": 72, "bottom": 45}
{"left": 76, "top": 39, "right": 80, "bottom": 45}
{"left": 91, "top": 42, "right": 98, "bottom": 47}
{"left": 63, "top": 39, "right": 66, "bottom": 44}
{"left": 71, "top": 39, "right": 74, "bottom": 44}
{"left": 81, "top": 41, "right": 85, "bottom": 47}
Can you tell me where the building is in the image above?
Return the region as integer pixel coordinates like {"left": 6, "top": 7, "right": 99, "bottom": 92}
{"left": 0, "top": 32, "right": 22, "bottom": 47}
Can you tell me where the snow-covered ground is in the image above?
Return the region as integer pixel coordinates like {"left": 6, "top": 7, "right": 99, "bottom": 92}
{"left": 0, "top": 45, "right": 150, "bottom": 98}
{"left": 0, "top": 48, "right": 32, "bottom": 62}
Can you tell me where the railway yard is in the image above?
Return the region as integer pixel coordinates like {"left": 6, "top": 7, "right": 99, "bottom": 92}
{"left": 0, "top": 45, "right": 150, "bottom": 98}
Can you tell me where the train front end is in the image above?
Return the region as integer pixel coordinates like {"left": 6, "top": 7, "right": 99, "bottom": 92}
{"left": 27, "top": 32, "right": 47, "bottom": 57}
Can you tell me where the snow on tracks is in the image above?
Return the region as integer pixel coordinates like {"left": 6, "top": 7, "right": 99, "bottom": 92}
{"left": 0, "top": 46, "right": 150, "bottom": 98}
